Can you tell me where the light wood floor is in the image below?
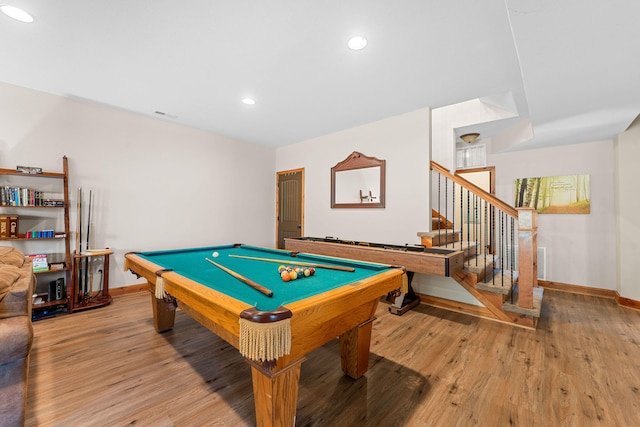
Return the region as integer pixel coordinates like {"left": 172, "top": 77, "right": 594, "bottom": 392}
{"left": 26, "top": 289, "right": 640, "bottom": 427}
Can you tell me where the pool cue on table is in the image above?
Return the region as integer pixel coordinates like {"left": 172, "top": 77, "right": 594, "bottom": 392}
{"left": 205, "top": 258, "right": 274, "bottom": 297}
{"left": 228, "top": 254, "right": 355, "bottom": 272}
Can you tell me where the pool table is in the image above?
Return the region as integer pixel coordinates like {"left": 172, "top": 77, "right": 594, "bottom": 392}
{"left": 124, "top": 244, "right": 405, "bottom": 427}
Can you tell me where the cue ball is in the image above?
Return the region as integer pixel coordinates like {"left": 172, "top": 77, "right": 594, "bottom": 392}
{"left": 212, "top": 251, "right": 219, "bottom": 258}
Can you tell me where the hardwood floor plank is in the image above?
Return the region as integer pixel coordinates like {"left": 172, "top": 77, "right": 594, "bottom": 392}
{"left": 26, "top": 290, "right": 640, "bottom": 426}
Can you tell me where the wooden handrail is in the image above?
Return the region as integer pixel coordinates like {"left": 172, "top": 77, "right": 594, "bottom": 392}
{"left": 430, "top": 161, "right": 519, "bottom": 218}
{"left": 431, "top": 161, "right": 538, "bottom": 317}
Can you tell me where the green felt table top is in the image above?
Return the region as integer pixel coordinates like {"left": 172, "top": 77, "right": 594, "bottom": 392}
{"left": 138, "top": 244, "right": 391, "bottom": 311}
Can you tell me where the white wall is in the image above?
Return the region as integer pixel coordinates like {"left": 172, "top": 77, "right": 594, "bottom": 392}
{"left": 276, "top": 107, "right": 620, "bottom": 302}
{"left": 615, "top": 119, "right": 640, "bottom": 300}
{"left": 488, "top": 140, "right": 617, "bottom": 290}
{"left": 276, "top": 108, "right": 431, "bottom": 246}
{"left": 3, "top": 80, "right": 627, "bottom": 301}
{"left": 0, "top": 82, "right": 276, "bottom": 290}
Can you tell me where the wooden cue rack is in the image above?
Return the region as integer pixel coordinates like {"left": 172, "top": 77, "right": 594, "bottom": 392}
{"left": 71, "top": 248, "right": 113, "bottom": 313}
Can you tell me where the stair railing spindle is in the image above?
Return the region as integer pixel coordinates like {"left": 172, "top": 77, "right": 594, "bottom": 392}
{"left": 484, "top": 199, "right": 487, "bottom": 277}
{"left": 474, "top": 193, "right": 478, "bottom": 266}
{"left": 510, "top": 216, "right": 516, "bottom": 304}
{"left": 446, "top": 178, "right": 456, "bottom": 248}
{"left": 459, "top": 182, "right": 463, "bottom": 253}
{"left": 466, "top": 188, "right": 471, "bottom": 267}
{"left": 437, "top": 172, "right": 441, "bottom": 244}
{"left": 491, "top": 204, "right": 496, "bottom": 285}
{"left": 500, "top": 211, "right": 505, "bottom": 288}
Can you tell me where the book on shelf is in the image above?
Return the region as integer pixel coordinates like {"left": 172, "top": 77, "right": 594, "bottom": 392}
{"left": 1, "top": 186, "right": 45, "bottom": 206}
{"left": 25, "top": 229, "right": 55, "bottom": 239}
{"left": 0, "top": 216, "right": 7, "bottom": 237}
{"left": 0, "top": 186, "right": 65, "bottom": 207}
{"left": 8, "top": 216, "right": 18, "bottom": 237}
{"left": 27, "top": 254, "right": 49, "bottom": 272}
{"left": 0, "top": 215, "right": 19, "bottom": 237}
{"left": 48, "top": 261, "right": 66, "bottom": 271}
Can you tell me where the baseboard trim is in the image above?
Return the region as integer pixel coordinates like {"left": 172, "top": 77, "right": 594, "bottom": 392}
{"left": 538, "top": 280, "right": 617, "bottom": 298}
{"left": 616, "top": 295, "right": 640, "bottom": 311}
{"left": 539, "top": 280, "right": 640, "bottom": 311}
{"left": 110, "top": 283, "right": 150, "bottom": 296}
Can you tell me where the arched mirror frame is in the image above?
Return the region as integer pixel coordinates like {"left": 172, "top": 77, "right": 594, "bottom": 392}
{"left": 331, "top": 151, "right": 386, "bottom": 208}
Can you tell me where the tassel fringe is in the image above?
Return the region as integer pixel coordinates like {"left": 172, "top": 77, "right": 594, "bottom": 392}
{"left": 155, "top": 276, "right": 164, "bottom": 299}
{"left": 239, "top": 317, "right": 291, "bottom": 362}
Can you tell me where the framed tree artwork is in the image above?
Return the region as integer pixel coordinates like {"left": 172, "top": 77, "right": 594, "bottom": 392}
{"left": 514, "top": 174, "right": 590, "bottom": 214}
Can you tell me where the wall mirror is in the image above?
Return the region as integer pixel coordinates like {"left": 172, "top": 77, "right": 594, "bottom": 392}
{"left": 331, "top": 151, "right": 386, "bottom": 208}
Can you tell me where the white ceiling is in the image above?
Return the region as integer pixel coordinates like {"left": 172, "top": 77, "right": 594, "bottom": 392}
{"left": 1, "top": 0, "right": 639, "bottom": 150}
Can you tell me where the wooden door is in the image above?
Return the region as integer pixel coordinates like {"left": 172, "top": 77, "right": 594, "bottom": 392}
{"left": 276, "top": 169, "right": 304, "bottom": 249}
{"left": 457, "top": 166, "right": 495, "bottom": 254}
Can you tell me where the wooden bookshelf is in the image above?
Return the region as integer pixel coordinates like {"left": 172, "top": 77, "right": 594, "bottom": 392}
{"left": 0, "top": 156, "right": 72, "bottom": 317}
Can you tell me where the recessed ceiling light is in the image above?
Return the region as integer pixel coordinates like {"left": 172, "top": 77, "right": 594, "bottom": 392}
{"left": 242, "top": 98, "right": 256, "bottom": 105}
{"left": 347, "top": 36, "right": 367, "bottom": 50}
{"left": 0, "top": 5, "right": 35, "bottom": 23}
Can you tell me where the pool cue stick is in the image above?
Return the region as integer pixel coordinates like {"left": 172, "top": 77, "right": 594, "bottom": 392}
{"left": 228, "top": 254, "right": 355, "bottom": 272}
{"left": 83, "top": 189, "right": 92, "bottom": 298}
{"left": 76, "top": 188, "right": 84, "bottom": 300}
{"left": 205, "top": 258, "right": 274, "bottom": 297}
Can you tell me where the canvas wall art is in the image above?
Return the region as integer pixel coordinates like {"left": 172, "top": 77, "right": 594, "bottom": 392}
{"left": 514, "top": 174, "right": 590, "bottom": 214}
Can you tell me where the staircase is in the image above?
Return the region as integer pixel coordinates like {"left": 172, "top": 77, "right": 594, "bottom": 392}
{"left": 422, "top": 161, "right": 544, "bottom": 329}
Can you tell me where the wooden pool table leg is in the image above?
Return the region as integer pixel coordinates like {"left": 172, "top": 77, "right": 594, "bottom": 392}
{"left": 247, "top": 357, "right": 304, "bottom": 427}
{"left": 339, "top": 317, "right": 375, "bottom": 379}
{"left": 149, "top": 288, "right": 176, "bottom": 332}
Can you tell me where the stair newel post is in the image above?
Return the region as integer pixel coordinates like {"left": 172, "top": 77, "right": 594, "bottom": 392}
{"left": 516, "top": 207, "right": 538, "bottom": 309}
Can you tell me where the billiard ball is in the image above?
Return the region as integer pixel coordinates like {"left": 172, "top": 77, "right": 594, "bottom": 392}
{"left": 212, "top": 251, "right": 219, "bottom": 258}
